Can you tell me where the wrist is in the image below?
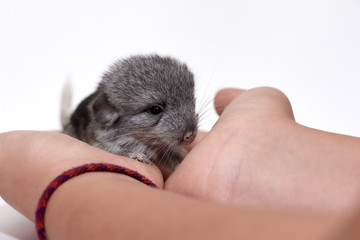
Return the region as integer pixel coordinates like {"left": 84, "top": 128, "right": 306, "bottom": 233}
{"left": 43, "top": 171, "right": 152, "bottom": 240}
{"left": 37, "top": 163, "right": 158, "bottom": 239}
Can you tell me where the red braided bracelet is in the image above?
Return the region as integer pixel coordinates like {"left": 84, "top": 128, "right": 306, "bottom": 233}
{"left": 35, "top": 163, "right": 157, "bottom": 240}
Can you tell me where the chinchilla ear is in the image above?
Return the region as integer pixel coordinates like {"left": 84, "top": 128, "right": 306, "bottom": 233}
{"left": 89, "top": 93, "right": 119, "bottom": 126}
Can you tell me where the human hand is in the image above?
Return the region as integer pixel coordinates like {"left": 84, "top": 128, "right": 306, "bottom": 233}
{"left": 0, "top": 130, "right": 344, "bottom": 240}
{"left": 166, "top": 87, "right": 360, "bottom": 214}
{"left": 0, "top": 131, "right": 163, "bottom": 221}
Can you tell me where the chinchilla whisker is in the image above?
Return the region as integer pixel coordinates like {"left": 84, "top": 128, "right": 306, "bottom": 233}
{"left": 158, "top": 143, "right": 176, "bottom": 166}
{"left": 197, "top": 95, "right": 215, "bottom": 114}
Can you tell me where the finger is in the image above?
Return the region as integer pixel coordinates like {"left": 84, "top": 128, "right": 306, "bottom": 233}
{"left": 214, "top": 88, "right": 246, "bottom": 116}
{"left": 221, "top": 87, "right": 295, "bottom": 121}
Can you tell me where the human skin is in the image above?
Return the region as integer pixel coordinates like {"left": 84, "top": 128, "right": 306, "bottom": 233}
{"left": 0, "top": 130, "right": 164, "bottom": 220}
{"left": 0, "top": 132, "right": 343, "bottom": 240}
{"left": 166, "top": 87, "right": 360, "bottom": 214}
{"left": 0, "top": 87, "right": 360, "bottom": 239}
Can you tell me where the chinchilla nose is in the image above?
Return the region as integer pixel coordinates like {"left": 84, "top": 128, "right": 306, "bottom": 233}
{"left": 182, "top": 131, "right": 196, "bottom": 145}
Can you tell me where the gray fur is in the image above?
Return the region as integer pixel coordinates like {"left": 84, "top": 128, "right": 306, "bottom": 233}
{"left": 63, "top": 54, "right": 198, "bottom": 176}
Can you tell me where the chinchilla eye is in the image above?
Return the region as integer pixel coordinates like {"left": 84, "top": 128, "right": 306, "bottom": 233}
{"left": 148, "top": 106, "right": 163, "bottom": 115}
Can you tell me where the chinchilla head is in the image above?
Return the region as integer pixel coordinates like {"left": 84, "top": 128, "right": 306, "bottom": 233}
{"left": 88, "top": 54, "right": 198, "bottom": 164}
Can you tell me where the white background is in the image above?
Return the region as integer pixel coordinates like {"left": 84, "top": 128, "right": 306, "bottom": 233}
{"left": 1, "top": 0, "right": 360, "bottom": 239}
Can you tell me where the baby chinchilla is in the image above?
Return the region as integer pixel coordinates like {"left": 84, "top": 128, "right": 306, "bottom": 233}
{"left": 62, "top": 54, "right": 198, "bottom": 177}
